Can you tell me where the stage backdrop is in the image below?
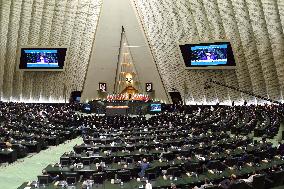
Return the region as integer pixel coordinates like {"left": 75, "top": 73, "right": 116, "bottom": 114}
{"left": 81, "top": 0, "right": 170, "bottom": 103}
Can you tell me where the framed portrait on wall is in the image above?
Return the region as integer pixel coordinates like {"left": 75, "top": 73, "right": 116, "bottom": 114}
{"left": 145, "top": 83, "right": 153, "bottom": 92}
{"left": 99, "top": 83, "right": 107, "bottom": 92}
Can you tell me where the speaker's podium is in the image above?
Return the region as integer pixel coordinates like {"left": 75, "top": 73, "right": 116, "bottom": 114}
{"left": 105, "top": 105, "right": 129, "bottom": 116}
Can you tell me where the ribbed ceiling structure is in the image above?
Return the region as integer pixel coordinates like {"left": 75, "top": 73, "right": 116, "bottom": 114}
{"left": 0, "top": 0, "right": 102, "bottom": 102}
{"left": 134, "top": 0, "right": 284, "bottom": 104}
{"left": 1, "top": 0, "right": 284, "bottom": 104}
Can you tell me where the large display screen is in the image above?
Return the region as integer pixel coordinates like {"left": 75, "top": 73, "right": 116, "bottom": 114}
{"left": 179, "top": 42, "right": 236, "bottom": 69}
{"left": 19, "top": 47, "right": 67, "bottom": 70}
{"left": 150, "top": 104, "right": 162, "bottom": 112}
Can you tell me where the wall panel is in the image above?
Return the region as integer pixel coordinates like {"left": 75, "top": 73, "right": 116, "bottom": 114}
{"left": 1, "top": 0, "right": 284, "bottom": 103}
{"left": 231, "top": 0, "right": 265, "bottom": 101}
{"left": 0, "top": 0, "right": 12, "bottom": 100}
{"left": 245, "top": 0, "right": 280, "bottom": 100}
{"left": 2, "top": 0, "right": 23, "bottom": 99}
{"left": 135, "top": 0, "right": 284, "bottom": 104}
{"left": 261, "top": 0, "right": 284, "bottom": 98}
{"left": 12, "top": 0, "right": 34, "bottom": 100}
{"left": 0, "top": 0, "right": 102, "bottom": 102}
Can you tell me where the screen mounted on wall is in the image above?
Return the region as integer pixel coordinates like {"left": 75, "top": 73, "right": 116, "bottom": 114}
{"left": 179, "top": 41, "right": 236, "bottom": 69}
{"left": 150, "top": 104, "right": 161, "bottom": 112}
{"left": 19, "top": 47, "right": 67, "bottom": 71}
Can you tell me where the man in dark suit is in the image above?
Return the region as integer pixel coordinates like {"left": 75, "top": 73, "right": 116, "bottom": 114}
{"left": 138, "top": 158, "right": 150, "bottom": 178}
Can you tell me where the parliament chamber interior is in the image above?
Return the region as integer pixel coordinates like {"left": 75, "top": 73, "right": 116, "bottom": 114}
{"left": 1, "top": 0, "right": 284, "bottom": 189}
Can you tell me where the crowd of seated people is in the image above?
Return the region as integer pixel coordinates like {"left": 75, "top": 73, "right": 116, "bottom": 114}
{"left": 0, "top": 102, "right": 81, "bottom": 164}
{"left": 18, "top": 104, "right": 284, "bottom": 189}
{"left": 178, "top": 104, "right": 283, "bottom": 139}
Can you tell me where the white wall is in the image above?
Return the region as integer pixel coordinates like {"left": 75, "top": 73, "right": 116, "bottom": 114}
{"left": 135, "top": 0, "right": 284, "bottom": 104}
{"left": 2, "top": 0, "right": 284, "bottom": 104}
{"left": 81, "top": 0, "right": 170, "bottom": 103}
{"left": 0, "top": 0, "right": 102, "bottom": 102}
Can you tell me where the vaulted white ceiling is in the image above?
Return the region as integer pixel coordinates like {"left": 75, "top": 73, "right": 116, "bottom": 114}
{"left": 134, "top": 0, "right": 284, "bottom": 104}
{"left": 0, "top": 0, "right": 102, "bottom": 102}
{"left": 1, "top": 0, "right": 284, "bottom": 104}
{"left": 82, "top": 0, "right": 170, "bottom": 103}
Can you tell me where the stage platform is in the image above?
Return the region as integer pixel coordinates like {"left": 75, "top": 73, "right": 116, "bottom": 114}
{"left": 88, "top": 100, "right": 154, "bottom": 115}
{"left": 105, "top": 105, "right": 129, "bottom": 116}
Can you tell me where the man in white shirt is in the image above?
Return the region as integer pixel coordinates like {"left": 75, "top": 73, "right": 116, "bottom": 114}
{"left": 145, "top": 180, "right": 152, "bottom": 189}
{"left": 194, "top": 178, "right": 213, "bottom": 189}
{"left": 241, "top": 173, "right": 259, "bottom": 183}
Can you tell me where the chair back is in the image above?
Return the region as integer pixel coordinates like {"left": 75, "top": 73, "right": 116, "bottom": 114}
{"left": 271, "top": 170, "right": 284, "bottom": 187}
{"left": 117, "top": 170, "right": 131, "bottom": 182}
{"left": 252, "top": 175, "right": 265, "bottom": 189}
{"left": 229, "top": 181, "right": 250, "bottom": 189}
{"left": 93, "top": 172, "right": 105, "bottom": 184}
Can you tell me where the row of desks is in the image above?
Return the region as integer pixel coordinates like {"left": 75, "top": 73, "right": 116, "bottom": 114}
{"left": 0, "top": 131, "right": 80, "bottom": 164}
{"left": 18, "top": 157, "right": 284, "bottom": 189}
{"left": 77, "top": 137, "right": 251, "bottom": 154}
{"left": 47, "top": 145, "right": 272, "bottom": 183}
{"left": 65, "top": 147, "right": 248, "bottom": 164}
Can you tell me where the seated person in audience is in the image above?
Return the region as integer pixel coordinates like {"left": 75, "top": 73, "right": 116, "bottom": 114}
{"left": 241, "top": 172, "right": 259, "bottom": 183}
{"left": 145, "top": 180, "right": 152, "bottom": 189}
{"left": 5, "top": 140, "right": 12, "bottom": 148}
{"left": 219, "top": 174, "right": 237, "bottom": 189}
{"left": 82, "top": 176, "right": 94, "bottom": 188}
{"left": 138, "top": 158, "right": 150, "bottom": 178}
{"left": 81, "top": 179, "right": 88, "bottom": 189}
{"left": 42, "top": 169, "right": 59, "bottom": 182}
{"left": 195, "top": 154, "right": 205, "bottom": 161}
{"left": 81, "top": 184, "right": 88, "bottom": 189}
{"left": 269, "top": 164, "right": 282, "bottom": 172}
{"left": 193, "top": 178, "right": 213, "bottom": 189}
{"left": 278, "top": 142, "right": 284, "bottom": 155}
{"left": 265, "top": 165, "right": 283, "bottom": 183}
{"left": 170, "top": 183, "right": 177, "bottom": 189}
{"left": 3, "top": 141, "right": 13, "bottom": 152}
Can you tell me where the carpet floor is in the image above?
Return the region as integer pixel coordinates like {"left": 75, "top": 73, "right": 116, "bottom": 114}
{"left": 0, "top": 137, "right": 83, "bottom": 189}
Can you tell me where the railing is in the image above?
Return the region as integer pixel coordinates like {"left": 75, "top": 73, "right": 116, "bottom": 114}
{"left": 206, "top": 79, "right": 281, "bottom": 105}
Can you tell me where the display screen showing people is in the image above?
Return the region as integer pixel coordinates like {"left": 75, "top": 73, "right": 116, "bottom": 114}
{"left": 150, "top": 104, "right": 161, "bottom": 112}
{"left": 191, "top": 44, "right": 228, "bottom": 66}
{"left": 25, "top": 50, "right": 59, "bottom": 68}
{"left": 179, "top": 42, "right": 236, "bottom": 68}
{"left": 19, "top": 48, "right": 67, "bottom": 70}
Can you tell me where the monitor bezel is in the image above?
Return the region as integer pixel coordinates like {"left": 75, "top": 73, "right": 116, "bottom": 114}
{"left": 18, "top": 46, "right": 68, "bottom": 72}
{"left": 178, "top": 40, "right": 237, "bottom": 70}
{"left": 150, "top": 103, "right": 162, "bottom": 112}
